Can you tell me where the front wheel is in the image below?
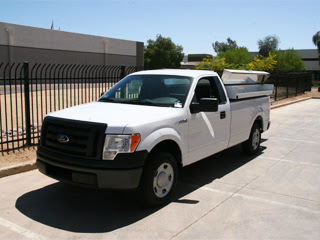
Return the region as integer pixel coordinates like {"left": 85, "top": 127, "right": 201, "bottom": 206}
{"left": 140, "top": 152, "right": 178, "bottom": 206}
{"left": 242, "top": 123, "right": 261, "bottom": 155}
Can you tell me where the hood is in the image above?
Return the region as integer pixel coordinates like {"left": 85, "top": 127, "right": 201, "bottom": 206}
{"left": 47, "top": 102, "right": 178, "bottom": 133}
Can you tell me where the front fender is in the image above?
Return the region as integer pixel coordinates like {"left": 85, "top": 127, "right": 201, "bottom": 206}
{"left": 136, "top": 128, "right": 183, "bottom": 154}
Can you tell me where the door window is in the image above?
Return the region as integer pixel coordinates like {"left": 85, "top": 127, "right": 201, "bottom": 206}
{"left": 193, "top": 77, "right": 226, "bottom": 104}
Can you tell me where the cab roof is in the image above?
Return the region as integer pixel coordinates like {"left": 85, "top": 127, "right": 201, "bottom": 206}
{"left": 129, "top": 69, "right": 219, "bottom": 78}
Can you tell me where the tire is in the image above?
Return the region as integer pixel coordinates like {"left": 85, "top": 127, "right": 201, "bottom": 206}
{"left": 242, "top": 123, "right": 261, "bottom": 155}
{"left": 140, "top": 152, "right": 178, "bottom": 206}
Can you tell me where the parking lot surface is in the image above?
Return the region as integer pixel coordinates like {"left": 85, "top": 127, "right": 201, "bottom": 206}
{"left": 0, "top": 99, "right": 320, "bottom": 240}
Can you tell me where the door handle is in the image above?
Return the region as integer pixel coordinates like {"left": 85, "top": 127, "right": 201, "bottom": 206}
{"left": 220, "top": 111, "right": 226, "bottom": 119}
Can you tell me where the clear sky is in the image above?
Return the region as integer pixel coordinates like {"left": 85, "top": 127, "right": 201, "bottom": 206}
{"left": 1, "top": 0, "right": 319, "bottom": 56}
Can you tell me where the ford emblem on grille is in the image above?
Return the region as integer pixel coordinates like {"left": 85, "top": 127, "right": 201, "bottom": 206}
{"left": 57, "top": 135, "right": 70, "bottom": 143}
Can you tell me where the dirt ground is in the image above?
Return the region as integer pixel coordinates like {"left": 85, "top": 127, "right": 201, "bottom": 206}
{"left": 1, "top": 88, "right": 320, "bottom": 169}
{"left": 271, "top": 87, "right": 320, "bottom": 106}
{"left": 1, "top": 147, "right": 37, "bottom": 168}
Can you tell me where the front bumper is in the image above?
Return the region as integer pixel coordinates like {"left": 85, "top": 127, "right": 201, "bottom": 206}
{"left": 37, "top": 148, "right": 148, "bottom": 190}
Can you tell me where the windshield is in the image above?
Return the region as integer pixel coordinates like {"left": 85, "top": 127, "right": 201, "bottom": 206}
{"left": 99, "top": 74, "right": 193, "bottom": 108}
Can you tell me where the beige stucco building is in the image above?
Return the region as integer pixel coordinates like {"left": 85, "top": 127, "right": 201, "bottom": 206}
{"left": 0, "top": 22, "right": 144, "bottom": 66}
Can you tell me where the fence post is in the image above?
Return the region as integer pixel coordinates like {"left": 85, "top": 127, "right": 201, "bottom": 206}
{"left": 23, "top": 61, "right": 31, "bottom": 146}
{"left": 295, "top": 77, "right": 298, "bottom": 96}
{"left": 120, "top": 65, "right": 126, "bottom": 79}
{"left": 286, "top": 75, "right": 289, "bottom": 98}
{"left": 119, "top": 65, "right": 126, "bottom": 98}
{"left": 274, "top": 78, "right": 278, "bottom": 101}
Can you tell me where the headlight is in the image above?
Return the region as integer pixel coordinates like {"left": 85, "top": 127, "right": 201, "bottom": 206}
{"left": 102, "top": 134, "right": 140, "bottom": 160}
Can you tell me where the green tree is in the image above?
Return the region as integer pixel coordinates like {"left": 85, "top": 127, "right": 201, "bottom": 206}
{"left": 258, "top": 35, "right": 279, "bottom": 57}
{"left": 273, "top": 49, "right": 306, "bottom": 72}
{"left": 312, "top": 31, "right": 320, "bottom": 64}
{"left": 212, "top": 37, "right": 238, "bottom": 54}
{"left": 144, "top": 35, "right": 184, "bottom": 69}
{"left": 218, "top": 47, "right": 252, "bottom": 69}
{"left": 197, "top": 48, "right": 252, "bottom": 71}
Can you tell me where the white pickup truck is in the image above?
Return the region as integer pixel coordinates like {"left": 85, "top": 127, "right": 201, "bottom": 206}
{"left": 37, "top": 69, "right": 272, "bottom": 205}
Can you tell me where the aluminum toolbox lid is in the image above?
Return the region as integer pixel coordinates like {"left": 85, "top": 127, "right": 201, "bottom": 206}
{"left": 222, "top": 69, "right": 270, "bottom": 84}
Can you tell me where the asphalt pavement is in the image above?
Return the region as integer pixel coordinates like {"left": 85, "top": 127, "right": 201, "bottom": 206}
{"left": 0, "top": 99, "right": 319, "bottom": 240}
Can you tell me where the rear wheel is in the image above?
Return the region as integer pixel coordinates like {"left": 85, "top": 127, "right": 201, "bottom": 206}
{"left": 140, "top": 152, "right": 178, "bottom": 206}
{"left": 242, "top": 123, "right": 261, "bottom": 155}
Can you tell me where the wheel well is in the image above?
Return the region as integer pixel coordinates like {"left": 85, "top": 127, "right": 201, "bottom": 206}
{"left": 254, "top": 116, "right": 263, "bottom": 132}
{"left": 149, "top": 140, "right": 182, "bottom": 168}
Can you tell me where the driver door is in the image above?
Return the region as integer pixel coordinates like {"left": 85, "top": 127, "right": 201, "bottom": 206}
{"left": 187, "top": 77, "right": 229, "bottom": 165}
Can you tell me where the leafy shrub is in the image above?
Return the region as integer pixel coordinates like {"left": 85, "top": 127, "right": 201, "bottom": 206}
{"left": 249, "top": 52, "right": 277, "bottom": 71}
{"left": 196, "top": 57, "right": 215, "bottom": 70}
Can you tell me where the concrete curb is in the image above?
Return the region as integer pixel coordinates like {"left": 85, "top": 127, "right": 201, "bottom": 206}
{"left": 0, "top": 161, "right": 37, "bottom": 178}
{"left": 1, "top": 96, "right": 319, "bottom": 178}
{"left": 271, "top": 97, "right": 312, "bottom": 109}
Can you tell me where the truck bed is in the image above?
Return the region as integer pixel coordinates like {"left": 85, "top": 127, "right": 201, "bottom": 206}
{"left": 224, "top": 84, "right": 274, "bottom": 100}
{"left": 222, "top": 69, "right": 274, "bottom": 100}
{"left": 228, "top": 96, "right": 270, "bottom": 147}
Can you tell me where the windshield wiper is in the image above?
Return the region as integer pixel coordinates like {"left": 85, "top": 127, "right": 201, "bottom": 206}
{"left": 121, "top": 100, "right": 161, "bottom": 106}
{"left": 99, "top": 98, "right": 162, "bottom": 106}
{"left": 98, "top": 97, "right": 117, "bottom": 103}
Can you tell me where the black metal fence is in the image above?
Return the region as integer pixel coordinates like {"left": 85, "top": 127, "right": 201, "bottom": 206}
{"left": 0, "top": 62, "right": 143, "bottom": 153}
{"left": 266, "top": 72, "right": 312, "bottom": 100}
{"left": 0, "top": 64, "right": 313, "bottom": 153}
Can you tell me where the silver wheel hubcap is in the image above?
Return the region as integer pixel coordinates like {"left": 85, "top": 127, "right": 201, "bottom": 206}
{"left": 153, "top": 163, "right": 174, "bottom": 198}
{"left": 252, "top": 129, "right": 260, "bottom": 150}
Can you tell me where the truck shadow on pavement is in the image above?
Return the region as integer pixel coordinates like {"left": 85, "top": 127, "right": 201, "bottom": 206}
{"left": 15, "top": 142, "right": 266, "bottom": 233}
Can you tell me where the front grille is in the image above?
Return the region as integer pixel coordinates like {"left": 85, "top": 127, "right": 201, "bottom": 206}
{"left": 41, "top": 116, "right": 107, "bottom": 159}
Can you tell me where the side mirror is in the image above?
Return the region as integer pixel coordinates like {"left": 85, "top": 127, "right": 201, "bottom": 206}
{"left": 101, "top": 92, "right": 105, "bottom": 97}
{"left": 190, "top": 98, "right": 219, "bottom": 114}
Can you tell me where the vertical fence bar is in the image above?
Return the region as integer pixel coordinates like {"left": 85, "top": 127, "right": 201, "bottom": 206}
{"left": 295, "top": 77, "right": 298, "bottom": 96}
{"left": 3, "top": 64, "right": 9, "bottom": 150}
{"left": 29, "top": 64, "right": 35, "bottom": 145}
{"left": 0, "top": 64, "right": 3, "bottom": 152}
{"left": 19, "top": 66, "right": 25, "bottom": 148}
{"left": 120, "top": 65, "right": 126, "bottom": 98}
{"left": 23, "top": 62, "right": 31, "bottom": 146}
{"left": 84, "top": 66, "right": 88, "bottom": 104}
{"left": 14, "top": 64, "right": 20, "bottom": 149}
{"left": 120, "top": 65, "right": 126, "bottom": 79}
{"left": 9, "top": 64, "right": 14, "bottom": 150}
{"left": 34, "top": 64, "right": 40, "bottom": 144}
{"left": 40, "top": 64, "right": 46, "bottom": 125}
{"left": 286, "top": 75, "right": 289, "bottom": 99}
{"left": 33, "top": 64, "right": 41, "bottom": 144}
{"left": 274, "top": 78, "right": 278, "bottom": 101}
